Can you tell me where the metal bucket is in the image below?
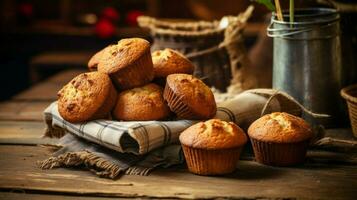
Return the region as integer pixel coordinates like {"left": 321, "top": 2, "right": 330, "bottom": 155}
{"left": 268, "top": 8, "right": 343, "bottom": 127}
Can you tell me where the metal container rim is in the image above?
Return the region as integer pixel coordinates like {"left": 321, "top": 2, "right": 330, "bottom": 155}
{"left": 271, "top": 8, "right": 340, "bottom": 26}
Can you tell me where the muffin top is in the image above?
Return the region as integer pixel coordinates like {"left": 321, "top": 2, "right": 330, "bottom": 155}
{"left": 57, "top": 72, "right": 113, "bottom": 122}
{"left": 98, "top": 38, "right": 150, "bottom": 73}
{"left": 113, "top": 83, "right": 170, "bottom": 121}
{"left": 88, "top": 45, "right": 111, "bottom": 71}
{"left": 248, "top": 112, "right": 313, "bottom": 143}
{"left": 166, "top": 74, "right": 216, "bottom": 119}
{"left": 179, "top": 119, "right": 247, "bottom": 149}
{"left": 152, "top": 48, "right": 194, "bottom": 78}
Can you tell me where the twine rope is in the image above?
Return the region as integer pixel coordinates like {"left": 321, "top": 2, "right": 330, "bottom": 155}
{"left": 260, "top": 90, "right": 330, "bottom": 118}
{"left": 261, "top": 91, "right": 279, "bottom": 116}
{"left": 185, "top": 36, "right": 242, "bottom": 59}
{"left": 186, "top": 6, "right": 254, "bottom": 59}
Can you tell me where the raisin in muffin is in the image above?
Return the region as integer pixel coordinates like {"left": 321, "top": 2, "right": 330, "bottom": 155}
{"left": 57, "top": 72, "right": 117, "bottom": 123}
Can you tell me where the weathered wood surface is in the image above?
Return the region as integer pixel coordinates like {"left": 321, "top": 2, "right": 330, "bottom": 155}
{"left": 46, "top": 69, "right": 86, "bottom": 84}
{"left": 0, "top": 145, "right": 356, "bottom": 199}
{"left": 0, "top": 192, "right": 128, "bottom": 200}
{"left": 0, "top": 121, "right": 57, "bottom": 145}
{"left": 0, "top": 101, "right": 49, "bottom": 121}
{"left": 13, "top": 69, "right": 85, "bottom": 101}
{"left": 0, "top": 120, "right": 355, "bottom": 199}
{"left": 0, "top": 121, "right": 44, "bottom": 139}
{"left": 1, "top": 69, "right": 357, "bottom": 199}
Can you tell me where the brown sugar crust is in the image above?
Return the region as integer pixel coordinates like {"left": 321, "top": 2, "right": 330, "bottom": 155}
{"left": 98, "top": 38, "right": 151, "bottom": 74}
{"left": 57, "top": 72, "right": 117, "bottom": 123}
{"left": 179, "top": 119, "right": 247, "bottom": 149}
{"left": 113, "top": 83, "right": 170, "bottom": 121}
{"left": 152, "top": 48, "right": 194, "bottom": 78}
{"left": 165, "top": 74, "right": 216, "bottom": 119}
{"left": 88, "top": 46, "right": 111, "bottom": 71}
{"left": 248, "top": 112, "right": 313, "bottom": 143}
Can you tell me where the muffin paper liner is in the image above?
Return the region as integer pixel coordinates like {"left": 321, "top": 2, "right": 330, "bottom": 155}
{"left": 163, "top": 85, "right": 197, "bottom": 119}
{"left": 181, "top": 145, "right": 243, "bottom": 175}
{"left": 250, "top": 138, "right": 310, "bottom": 166}
{"left": 111, "top": 50, "right": 154, "bottom": 90}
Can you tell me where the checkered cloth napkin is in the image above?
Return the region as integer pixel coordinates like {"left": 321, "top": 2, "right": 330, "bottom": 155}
{"left": 40, "top": 89, "right": 297, "bottom": 179}
{"left": 44, "top": 102, "right": 196, "bottom": 155}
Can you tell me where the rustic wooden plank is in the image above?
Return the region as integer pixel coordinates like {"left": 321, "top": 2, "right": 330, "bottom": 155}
{"left": 0, "top": 137, "right": 57, "bottom": 146}
{"left": 0, "top": 101, "right": 50, "bottom": 121}
{"left": 31, "top": 53, "right": 92, "bottom": 67}
{"left": 13, "top": 69, "right": 86, "bottom": 101}
{"left": 47, "top": 69, "right": 86, "bottom": 84}
{"left": 13, "top": 82, "right": 62, "bottom": 101}
{"left": 0, "top": 145, "right": 356, "bottom": 199}
{"left": 12, "top": 82, "right": 60, "bottom": 101}
{"left": 0, "top": 121, "right": 44, "bottom": 139}
{"left": 0, "top": 192, "right": 135, "bottom": 200}
{"left": 0, "top": 121, "right": 57, "bottom": 145}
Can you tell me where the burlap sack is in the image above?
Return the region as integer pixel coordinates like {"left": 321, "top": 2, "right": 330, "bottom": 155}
{"left": 215, "top": 88, "right": 329, "bottom": 130}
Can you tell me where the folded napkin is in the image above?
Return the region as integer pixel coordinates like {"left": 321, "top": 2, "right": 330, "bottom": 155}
{"left": 41, "top": 89, "right": 322, "bottom": 179}
{"left": 40, "top": 134, "right": 183, "bottom": 178}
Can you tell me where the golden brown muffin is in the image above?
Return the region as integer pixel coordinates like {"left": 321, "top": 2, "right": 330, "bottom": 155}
{"left": 97, "top": 38, "right": 154, "bottom": 90}
{"left": 113, "top": 83, "right": 170, "bottom": 121}
{"left": 163, "top": 74, "right": 216, "bottom": 119}
{"left": 248, "top": 112, "right": 313, "bottom": 166}
{"left": 57, "top": 72, "right": 117, "bottom": 123}
{"left": 152, "top": 48, "right": 194, "bottom": 78}
{"left": 88, "top": 46, "right": 111, "bottom": 71}
{"left": 179, "top": 119, "right": 247, "bottom": 175}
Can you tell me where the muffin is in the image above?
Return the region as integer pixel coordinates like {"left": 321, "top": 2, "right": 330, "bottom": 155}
{"left": 163, "top": 74, "right": 216, "bottom": 119}
{"left": 152, "top": 48, "right": 194, "bottom": 78}
{"left": 179, "top": 119, "right": 248, "bottom": 175}
{"left": 88, "top": 46, "right": 111, "bottom": 71}
{"left": 248, "top": 112, "right": 313, "bottom": 166}
{"left": 57, "top": 72, "right": 117, "bottom": 123}
{"left": 98, "top": 38, "right": 154, "bottom": 90}
{"left": 113, "top": 83, "right": 170, "bottom": 121}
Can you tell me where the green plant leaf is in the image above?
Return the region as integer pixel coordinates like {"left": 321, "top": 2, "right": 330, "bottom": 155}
{"left": 253, "top": 0, "right": 275, "bottom": 11}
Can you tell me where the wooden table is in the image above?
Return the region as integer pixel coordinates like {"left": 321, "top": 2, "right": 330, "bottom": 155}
{"left": 0, "top": 69, "right": 356, "bottom": 199}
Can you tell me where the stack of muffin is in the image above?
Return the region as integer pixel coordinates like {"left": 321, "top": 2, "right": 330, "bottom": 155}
{"left": 58, "top": 38, "right": 216, "bottom": 123}
{"left": 57, "top": 37, "right": 314, "bottom": 177}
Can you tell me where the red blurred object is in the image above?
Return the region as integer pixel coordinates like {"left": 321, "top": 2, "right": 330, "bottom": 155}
{"left": 18, "top": 3, "right": 33, "bottom": 17}
{"left": 102, "top": 7, "right": 120, "bottom": 22}
{"left": 126, "top": 10, "right": 144, "bottom": 26}
{"left": 95, "top": 19, "right": 115, "bottom": 38}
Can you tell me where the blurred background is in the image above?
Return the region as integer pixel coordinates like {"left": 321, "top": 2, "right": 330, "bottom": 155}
{"left": 0, "top": 0, "right": 355, "bottom": 100}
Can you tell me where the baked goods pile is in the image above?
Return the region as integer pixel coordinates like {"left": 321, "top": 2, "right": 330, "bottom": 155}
{"left": 57, "top": 37, "right": 313, "bottom": 176}
{"left": 58, "top": 37, "right": 216, "bottom": 123}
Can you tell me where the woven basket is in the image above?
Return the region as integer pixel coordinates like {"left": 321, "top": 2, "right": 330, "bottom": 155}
{"left": 341, "top": 84, "right": 357, "bottom": 137}
{"left": 138, "top": 6, "right": 255, "bottom": 91}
